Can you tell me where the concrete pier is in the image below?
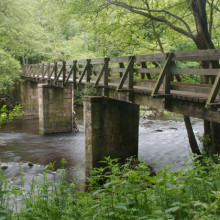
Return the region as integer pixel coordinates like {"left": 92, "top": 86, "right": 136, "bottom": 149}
{"left": 20, "top": 81, "right": 39, "bottom": 119}
{"left": 38, "top": 84, "right": 72, "bottom": 135}
{"left": 84, "top": 96, "right": 139, "bottom": 178}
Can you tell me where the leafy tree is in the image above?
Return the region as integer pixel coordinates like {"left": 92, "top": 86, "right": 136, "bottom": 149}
{"left": 67, "top": 0, "right": 220, "bottom": 154}
{"left": 0, "top": 49, "right": 21, "bottom": 95}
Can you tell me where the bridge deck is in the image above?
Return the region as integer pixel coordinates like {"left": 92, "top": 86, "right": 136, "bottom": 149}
{"left": 23, "top": 49, "right": 220, "bottom": 122}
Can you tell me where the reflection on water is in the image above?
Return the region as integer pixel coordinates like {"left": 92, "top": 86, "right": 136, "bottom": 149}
{"left": 0, "top": 109, "right": 203, "bottom": 184}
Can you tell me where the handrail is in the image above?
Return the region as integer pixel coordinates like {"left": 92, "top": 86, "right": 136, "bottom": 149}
{"left": 23, "top": 49, "right": 220, "bottom": 108}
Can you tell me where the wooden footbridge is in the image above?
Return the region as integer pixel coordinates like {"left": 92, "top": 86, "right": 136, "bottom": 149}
{"left": 23, "top": 49, "right": 220, "bottom": 123}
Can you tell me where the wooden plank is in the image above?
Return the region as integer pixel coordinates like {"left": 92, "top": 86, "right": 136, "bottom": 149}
{"left": 135, "top": 68, "right": 161, "bottom": 74}
{"left": 173, "top": 49, "right": 220, "bottom": 61}
{"left": 90, "top": 58, "right": 105, "bottom": 64}
{"left": 151, "top": 53, "right": 174, "bottom": 96}
{"left": 66, "top": 61, "right": 75, "bottom": 65}
{"left": 170, "top": 67, "right": 218, "bottom": 76}
{"left": 117, "top": 56, "right": 135, "bottom": 90}
{"left": 95, "top": 58, "right": 109, "bottom": 87}
{"left": 135, "top": 53, "right": 166, "bottom": 62}
{"left": 109, "top": 56, "right": 130, "bottom": 63}
{"left": 77, "top": 59, "right": 87, "bottom": 64}
{"left": 91, "top": 67, "right": 102, "bottom": 72}
{"left": 206, "top": 69, "right": 220, "bottom": 107}
{"left": 109, "top": 68, "right": 125, "bottom": 73}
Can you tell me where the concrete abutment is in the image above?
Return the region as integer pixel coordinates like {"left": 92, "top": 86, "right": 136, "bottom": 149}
{"left": 38, "top": 84, "right": 73, "bottom": 135}
{"left": 84, "top": 96, "right": 139, "bottom": 179}
{"left": 20, "top": 81, "right": 39, "bottom": 119}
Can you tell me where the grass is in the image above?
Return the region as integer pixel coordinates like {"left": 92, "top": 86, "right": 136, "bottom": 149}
{"left": 1, "top": 156, "right": 220, "bottom": 219}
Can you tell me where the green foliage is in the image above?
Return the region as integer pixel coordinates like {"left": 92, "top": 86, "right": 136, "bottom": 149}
{"left": 74, "top": 83, "right": 98, "bottom": 106}
{"left": 0, "top": 104, "right": 24, "bottom": 127}
{"left": 0, "top": 158, "right": 220, "bottom": 219}
{"left": 0, "top": 49, "right": 21, "bottom": 95}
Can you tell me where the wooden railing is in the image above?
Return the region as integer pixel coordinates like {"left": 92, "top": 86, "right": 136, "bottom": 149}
{"left": 23, "top": 49, "right": 220, "bottom": 108}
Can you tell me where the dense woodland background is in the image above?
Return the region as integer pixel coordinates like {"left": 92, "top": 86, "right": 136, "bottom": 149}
{"left": 1, "top": 0, "right": 219, "bottom": 95}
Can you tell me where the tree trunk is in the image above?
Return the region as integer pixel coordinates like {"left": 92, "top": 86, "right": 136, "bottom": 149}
{"left": 191, "top": 0, "right": 220, "bottom": 155}
{"left": 184, "top": 116, "right": 201, "bottom": 155}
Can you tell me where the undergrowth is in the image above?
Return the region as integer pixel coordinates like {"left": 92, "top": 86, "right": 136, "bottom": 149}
{"left": 74, "top": 83, "right": 97, "bottom": 106}
{"left": 1, "top": 157, "right": 220, "bottom": 219}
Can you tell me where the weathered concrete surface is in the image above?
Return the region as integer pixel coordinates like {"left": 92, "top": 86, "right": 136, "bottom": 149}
{"left": 38, "top": 84, "right": 72, "bottom": 135}
{"left": 20, "top": 81, "right": 39, "bottom": 119}
{"left": 84, "top": 96, "right": 139, "bottom": 178}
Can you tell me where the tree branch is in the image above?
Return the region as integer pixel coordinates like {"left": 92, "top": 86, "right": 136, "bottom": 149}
{"left": 106, "top": 0, "right": 195, "bottom": 39}
{"left": 208, "top": 0, "right": 214, "bottom": 37}
{"left": 207, "top": 0, "right": 220, "bottom": 12}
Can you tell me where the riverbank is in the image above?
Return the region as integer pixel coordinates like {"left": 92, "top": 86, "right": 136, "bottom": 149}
{"left": 0, "top": 157, "right": 220, "bottom": 219}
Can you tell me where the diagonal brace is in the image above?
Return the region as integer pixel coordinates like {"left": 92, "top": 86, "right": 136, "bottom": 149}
{"left": 206, "top": 69, "right": 220, "bottom": 108}
{"left": 151, "top": 53, "right": 173, "bottom": 96}
{"left": 117, "top": 56, "right": 135, "bottom": 90}
{"left": 95, "top": 58, "right": 109, "bottom": 87}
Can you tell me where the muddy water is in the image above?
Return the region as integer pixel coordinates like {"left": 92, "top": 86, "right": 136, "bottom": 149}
{"left": 0, "top": 109, "right": 203, "bottom": 184}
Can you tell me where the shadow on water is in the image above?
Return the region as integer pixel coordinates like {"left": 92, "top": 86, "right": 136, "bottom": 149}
{"left": 0, "top": 107, "right": 203, "bottom": 185}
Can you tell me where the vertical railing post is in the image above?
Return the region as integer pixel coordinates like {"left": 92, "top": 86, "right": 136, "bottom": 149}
{"left": 62, "top": 61, "right": 66, "bottom": 86}
{"left": 54, "top": 62, "right": 58, "bottom": 86}
{"left": 23, "top": 65, "right": 26, "bottom": 76}
{"left": 36, "top": 64, "right": 40, "bottom": 79}
{"left": 28, "top": 65, "right": 31, "bottom": 77}
{"left": 41, "top": 64, "right": 44, "bottom": 80}
{"left": 47, "top": 63, "right": 50, "bottom": 82}
{"left": 128, "top": 56, "right": 135, "bottom": 90}
{"left": 33, "top": 64, "right": 36, "bottom": 78}
{"left": 119, "top": 63, "right": 124, "bottom": 77}
{"left": 86, "top": 59, "right": 91, "bottom": 83}
{"left": 141, "top": 62, "right": 151, "bottom": 79}
{"left": 104, "top": 58, "right": 110, "bottom": 96}
{"left": 72, "top": 61, "right": 77, "bottom": 89}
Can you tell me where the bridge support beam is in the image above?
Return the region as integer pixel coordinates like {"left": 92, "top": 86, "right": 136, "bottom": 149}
{"left": 84, "top": 96, "right": 139, "bottom": 178}
{"left": 38, "top": 84, "right": 72, "bottom": 135}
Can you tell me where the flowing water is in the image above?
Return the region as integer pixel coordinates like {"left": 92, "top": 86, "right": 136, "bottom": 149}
{"left": 0, "top": 108, "right": 203, "bottom": 185}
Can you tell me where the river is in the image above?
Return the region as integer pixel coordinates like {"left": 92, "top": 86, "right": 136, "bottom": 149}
{"left": 0, "top": 108, "right": 203, "bottom": 184}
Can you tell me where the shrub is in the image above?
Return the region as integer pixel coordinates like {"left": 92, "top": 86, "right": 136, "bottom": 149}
{"left": 0, "top": 49, "right": 21, "bottom": 96}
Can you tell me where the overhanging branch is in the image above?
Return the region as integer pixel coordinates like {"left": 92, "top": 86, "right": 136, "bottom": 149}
{"left": 106, "top": 0, "right": 195, "bottom": 39}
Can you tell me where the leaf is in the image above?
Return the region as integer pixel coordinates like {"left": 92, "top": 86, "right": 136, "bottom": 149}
{"left": 115, "top": 205, "right": 127, "bottom": 210}
{"left": 90, "top": 204, "right": 100, "bottom": 209}
{"left": 165, "top": 206, "right": 180, "bottom": 213}
{"left": 92, "top": 189, "right": 105, "bottom": 196}
{"left": 194, "top": 201, "right": 208, "bottom": 209}
{"left": 0, "top": 209, "right": 12, "bottom": 214}
{"left": 104, "top": 212, "right": 115, "bottom": 216}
